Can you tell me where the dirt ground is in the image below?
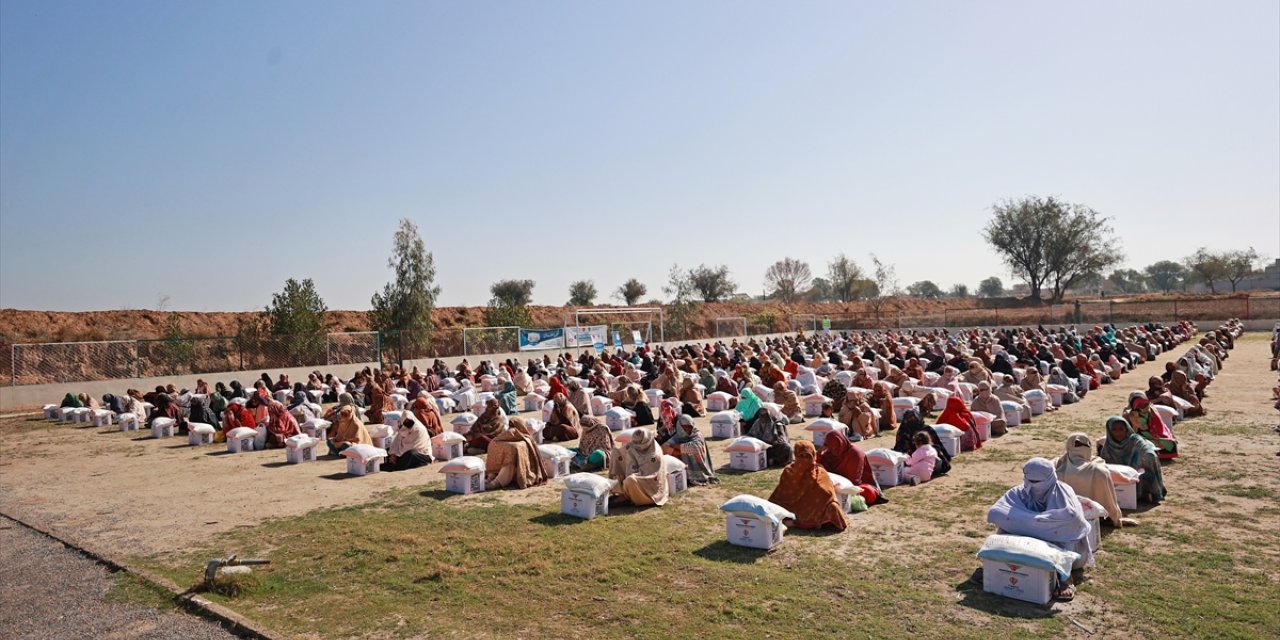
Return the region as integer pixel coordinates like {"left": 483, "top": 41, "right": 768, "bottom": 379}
{"left": 2, "top": 331, "right": 1275, "bottom": 573}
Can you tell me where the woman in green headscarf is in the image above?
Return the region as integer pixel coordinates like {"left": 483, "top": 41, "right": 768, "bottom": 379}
{"left": 60, "top": 393, "right": 83, "bottom": 408}
{"left": 736, "top": 388, "right": 762, "bottom": 426}
{"left": 497, "top": 378, "right": 519, "bottom": 415}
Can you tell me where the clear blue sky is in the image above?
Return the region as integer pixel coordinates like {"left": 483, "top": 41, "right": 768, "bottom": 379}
{"left": 2, "top": 0, "right": 1277, "bottom": 311}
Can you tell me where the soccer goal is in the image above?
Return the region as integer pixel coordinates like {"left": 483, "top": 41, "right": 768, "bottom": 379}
{"left": 715, "top": 316, "right": 748, "bottom": 339}
{"left": 567, "top": 307, "right": 665, "bottom": 349}
{"left": 789, "top": 314, "right": 817, "bottom": 333}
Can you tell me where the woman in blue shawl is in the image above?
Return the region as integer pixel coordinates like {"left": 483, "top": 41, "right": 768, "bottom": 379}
{"left": 987, "top": 457, "right": 1091, "bottom": 600}
{"left": 497, "top": 378, "right": 519, "bottom": 415}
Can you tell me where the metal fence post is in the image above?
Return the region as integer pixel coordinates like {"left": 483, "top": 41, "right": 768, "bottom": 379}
{"left": 1245, "top": 296, "right": 1250, "bottom": 320}
{"left": 10, "top": 344, "right": 14, "bottom": 387}
{"left": 134, "top": 340, "right": 140, "bottom": 379}
{"left": 1108, "top": 300, "right": 1114, "bottom": 323}
{"left": 1173, "top": 299, "right": 1178, "bottom": 320}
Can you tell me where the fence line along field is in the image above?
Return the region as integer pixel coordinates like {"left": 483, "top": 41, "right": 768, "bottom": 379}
{"left": 0, "top": 333, "right": 1276, "bottom": 639}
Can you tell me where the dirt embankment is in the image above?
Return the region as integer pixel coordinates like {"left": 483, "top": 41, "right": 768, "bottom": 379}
{"left": 0, "top": 292, "right": 1269, "bottom": 346}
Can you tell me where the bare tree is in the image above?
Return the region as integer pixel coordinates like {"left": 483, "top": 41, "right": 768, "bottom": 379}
{"left": 1224, "top": 247, "right": 1262, "bottom": 292}
{"left": 764, "top": 258, "right": 812, "bottom": 303}
{"left": 866, "top": 254, "right": 898, "bottom": 324}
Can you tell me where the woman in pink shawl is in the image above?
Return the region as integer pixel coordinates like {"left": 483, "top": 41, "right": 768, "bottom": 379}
{"left": 1124, "top": 392, "right": 1177, "bottom": 459}
{"left": 265, "top": 400, "right": 301, "bottom": 448}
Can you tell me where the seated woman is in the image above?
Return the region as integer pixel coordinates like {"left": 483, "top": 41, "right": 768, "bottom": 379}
{"left": 148, "top": 393, "right": 188, "bottom": 434}
{"left": 1099, "top": 416, "right": 1166, "bottom": 504}
{"left": 663, "top": 415, "right": 719, "bottom": 485}
{"left": 969, "top": 381, "right": 1008, "bottom": 437}
{"left": 1054, "top": 433, "right": 1129, "bottom": 528}
{"left": 187, "top": 396, "right": 219, "bottom": 428}
{"left": 677, "top": 377, "right": 706, "bottom": 417}
{"left": 385, "top": 415, "right": 433, "bottom": 471}
{"left": 410, "top": 392, "right": 443, "bottom": 436}
{"left": 1123, "top": 392, "right": 1177, "bottom": 459}
{"left": 935, "top": 395, "right": 982, "bottom": 451}
{"left": 365, "top": 380, "right": 391, "bottom": 426}
{"left": 655, "top": 398, "right": 681, "bottom": 446}
{"left": 78, "top": 393, "right": 100, "bottom": 410}
{"left": 1047, "top": 367, "right": 1080, "bottom": 404}
{"left": 571, "top": 417, "right": 614, "bottom": 472}
{"left": 902, "top": 431, "right": 938, "bottom": 486}
{"left": 818, "top": 431, "right": 884, "bottom": 505}
{"left": 288, "top": 390, "right": 317, "bottom": 423}
{"left": 618, "top": 385, "right": 655, "bottom": 427}
{"left": 543, "top": 393, "right": 581, "bottom": 442}
{"left": 987, "top": 458, "right": 1092, "bottom": 601}
{"left": 746, "top": 403, "right": 795, "bottom": 468}
{"left": 263, "top": 400, "right": 301, "bottom": 448}
{"left": 714, "top": 374, "right": 740, "bottom": 409}
{"left": 466, "top": 398, "right": 508, "bottom": 455}
{"left": 993, "top": 374, "right": 1032, "bottom": 424}
{"left": 222, "top": 401, "right": 256, "bottom": 436}
{"left": 485, "top": 418, "right": 547, "bottom": 490}
{"left": 838, "top": 391, "right": 875, "bottom": 440}
{"left": 893, "top": 408, "right": 950, "bottom": 478}
{"left": 608, "top": 429, "right": 669, "bottom": 507}
{"left": 567, "top": 381, "right": 592, "bottom": 417}
{"left": 328, "top": 404, "right": 372, "bottom": 456}
{"left": 771, "top": 382, "right": 804, "bottom": 424}
{"left": 768, "top": 441, "right": 848, "bottom": 532}
{"left": 868, "top": 382, "right": 897, "bottom": 434}
{"left": 1167, "top": 370, "right": 1205, "bottom": 417}
{"left": 497, "top": 377, "right": 519, "bottom": 415}
{"left": 59, "top": 392, "right": 84, "bottom": 409}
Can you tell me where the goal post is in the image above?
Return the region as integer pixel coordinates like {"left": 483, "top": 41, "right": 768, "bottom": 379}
{"left": 715, "top": 316, "right": 748, "bottom": 339}
{"left": 568, "top": 307, "right": 665, "bottom": 349}
{"left": 790, "top": 313, "right": 817, "bottom": 333}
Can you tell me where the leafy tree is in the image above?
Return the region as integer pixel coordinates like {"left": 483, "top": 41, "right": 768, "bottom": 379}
{"left": 866, "top": 254, "right": 899, "bottom": 323}
{"left": 267, "top": 278, "right": 328, "bottom": 359}
{"left": 490, "top": 279, "right": 535, "bottom": 307}
{"left": 1224, "top": 248, "right": 1262, "bottom": 292}
{"left": 808, "top": 277, "right": 833, "bottom": 302}
{"left": 370, "top": 219, "right": 441, "bottom": 354}
{"left": 950, "top": 283, "right": 970, "bottom": 298}
{"left": 977, "top": 276, "right": 1004, "bottom": 298}
{"left": 687, "top": 264, "right": 735, "bottom": 303}
{"left": 763, "top": 257, "right": 812, "bottom": 303}
{"left": 906, "top": 280, "right": 943, "bottom": 298}
{"left": 1184, "top": 247, "right": 1230, "bottom": 293}
{"left": 1105, "top": 269, "right": 1148, "bottom": 294}
{"left": 663, "top": 264, "right": 699, "bottom": 338}
{"left": 827, "top": 254, "right": 869, "bottom": 302}
{"left": 1143, "top": 260, "right": 1188, "bottom": 293}
{"left": 567, "top": 280, "right": 597, "bottom": 306}
{"left": 161, "top": 312, "right": 194, "bottom": 373}
{"left": 483, "top": 301, "right": 532, "bottom": 329}
{"left": 983, "top": 196, "right": 1121, "bottom": 303}
{"left": 615, "top": 278, "right": 647, "bottom": 305}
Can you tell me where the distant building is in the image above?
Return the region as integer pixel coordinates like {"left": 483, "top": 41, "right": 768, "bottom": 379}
{"left": 1234, "top": 258, "right": 1280, "bottom": 292}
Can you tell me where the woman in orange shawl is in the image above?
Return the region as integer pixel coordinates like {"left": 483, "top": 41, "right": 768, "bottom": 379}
{"left": 768, "top": 441, "right": 848, "bottom": 531}
{"left": 411, "top": 393, "right": 443, "bottom": 436}
{"left": 366, "top": 380, "right": 391, "bottom": 426}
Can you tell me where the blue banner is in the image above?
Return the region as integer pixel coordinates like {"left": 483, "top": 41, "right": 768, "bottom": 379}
{"left": 519, "top": 328, "right": 565, "bottom": 351}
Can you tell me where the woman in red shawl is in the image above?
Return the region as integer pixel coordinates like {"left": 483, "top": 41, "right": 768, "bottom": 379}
{"left": 768, "top": 441, "right": 848, "bottom": 531}
{"left": 221, "top": 401, "right": 256, "bottom": 435}
{"left": 935, "top": 395, "right": 983, "bottom": 451}
{"left": 547, "top": 375, "right": 569, "bottom": 401}
{"left": 411, "top": 393, "right": 443, "bottom": 436}
{"left": 264, "top": 400, "right": 301, "bottom": 448}
{"left": 817, "top": 431, "right": 884, "bottom": 505}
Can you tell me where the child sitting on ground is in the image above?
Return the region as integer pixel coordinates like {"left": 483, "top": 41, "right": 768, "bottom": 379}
{"left": 903, "top": 431, "right": 938, "bottom": 486}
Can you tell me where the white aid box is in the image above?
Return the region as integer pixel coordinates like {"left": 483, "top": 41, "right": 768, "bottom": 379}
{"left": 301, "top": 419, "right": 330, "bottom": 442}
{"left": 645, "top": 389, "right": 664, "bottom": 408}
{"left": 523, "top": 393, "right": 546, "bottom": 412}
{"left": 450, "top": 413, "right": 477, "bottom": 436}
{"left": 151, "top": 417, "right": 176, "bottom": 439}
{"left": 981, "top": 559, "right": 1053, "bottom": 605}
{"left": 803, "top": 418, "right": 847, "bottom": 448}
{"left": 431, "top": 432, "right": 466, "bottom": 461}
{"left": 441, "top": 457, "right": 486, "bottom": 494}
{"left": 590, "top": 396, "right": 613, "bottom": 416}
{"left": 706, "top": 392, "right": 733, "bottom": 413}
{"left": 724, "top": 512, "right": 784, "bottom": 550}
{"left": 91, "top": 409, "right": 114, "bottom": 428}
{"left": 604, "top": 407, "right": 634, "bottom": 432}
{"left": 538, "top": 445, "right": 573, "bottom": 479}
{"left": 801, "top": 394, "right": 830, "bottom": 418}
{"left": 710, "top": 411, "right": 741, "bottom": 439}
{"left": 664, "top": 455, "right": 688, "bottom": 494}
{"left": 891, "top": 397, "right": 919, "bottom": 422}
{"left": 1115, "top": 482, "right": 1137, "bottom": 510}
{"left": 187, "top": 422, "right": 216, "bottom": 445}
{"left": 1024, "top": 390, "right": 1048, "bottom": 416}
{"left": 382, "top": 411, "right": 405, "bottom": 430}
{"left": 729, "top": 450, "right": 766, "bottom": 472}
{"left": 561, "top": 489, "right": 608, "bottom": 520}
{"left": 43, "top": 404, "right": 59, "bottom": 420}
{"left": 117, "top": 413, "right": 139, "bottom": 432}
{"left": 1001, "top": 401, "right": 1023, "bottom": 427}
{"left": 285, "top": 436, "right": 319, "bottom": 464}
{"left": 226, "top": 427, "right": 257, "bottom": 452}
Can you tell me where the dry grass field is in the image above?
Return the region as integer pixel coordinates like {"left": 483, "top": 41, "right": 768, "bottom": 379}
{"left": 2, "top": 333, "right": 1277, "bottom": 639}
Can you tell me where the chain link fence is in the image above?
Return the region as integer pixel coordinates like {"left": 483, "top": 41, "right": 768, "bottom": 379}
{"left": 7, "top": 295, "right": 1278, "bottom": 386}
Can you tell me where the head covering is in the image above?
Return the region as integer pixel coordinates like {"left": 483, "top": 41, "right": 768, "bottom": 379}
{"left": 768, "top": 441, "right": 848, "bottom": 531}
{"left": 986, "top": 457, "right": 1090, "bottom": 544}
{"left": 818, "top": 430, "right": 875, "bottom": 487}
{"left": 1054, "top": 432, "right": 1123, "bottom": 526}
{"left": 736, "top": 388, "right": 762, "bottom": 422}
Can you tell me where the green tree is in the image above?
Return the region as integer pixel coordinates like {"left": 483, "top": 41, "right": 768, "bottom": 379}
{"left": 906, "top": 280, "right": 943, "bottom": 298}
{"left": 663, "top": 264, "right": 699, "bottom": 338}
{"left": 370, "top": 219, "right": 441, "bottom": 355}
{"left": 764, "top": 257, "right": 812, "bottom": 304}
{"left": 827, "top": 254, "right": 869, "bottom": 302}
{"left": 267, "top": 278, "right": 328, "bottom": 360}
{"left": 615, "top": 278, "right": 647, "bottom": 305}
{"left": 983, "top": 196, "right": 1121, "bottom": 303}
{"left": 977, "top": 276, "right": 1004, "bottom": 298}
{"left": 567, "top": 280, "right": 597, "bottom": 306}
{"left": 490, "top": 279, "right": 535, "bottom": 307}
{"left": 808, "top": 277, "right": 833, "bottom": 302}
{"left": 1143, "top": 260, "right": 1188, "bottom": 293}
{"left": 949, "top": 283, "right": 970, "bottom": 298}
{"left": 688, "top": 264, "right": 735, "bottom": 303}
{"left": 866, "top": 255, "right": 899, "bottom": 323}
{"left": 1105, "top": 269, "right": 1148, "bottom": 294}
{"left": 1184, "top": 247, "right": 1229, "bottom": 293}
{"left": 161, "top": 312, "right": 194, "bottom": 374}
